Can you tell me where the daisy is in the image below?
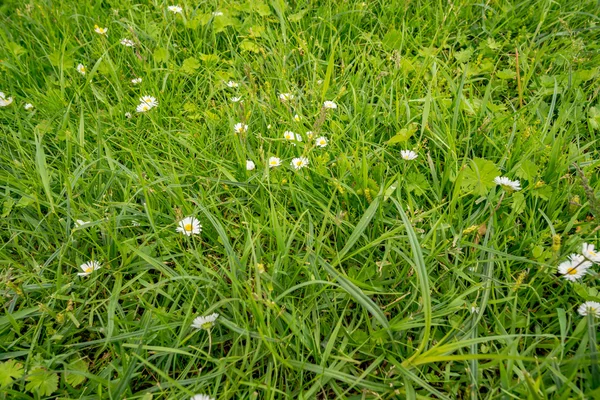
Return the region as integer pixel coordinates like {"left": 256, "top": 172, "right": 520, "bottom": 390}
{"left": 315, "top": 136, "right": 328, "bottom": 147}
{"left": 140, "top": 96, "right": 158, "bottom": 108}
{"left": 125, "top": 112, "right": 132, "bottom": 119}
{"left": 24, "top": 103, "right": 34, "bottom": 110}
{"left": 582, "top": 243, "right": 600, "bottom": 264}
{"left": 293, "top": 114, "right": 301, "bottom": 121}
{"left": 77, "top": 261, "right": 102, "bottom": 277}
{"left": 76, "top": 64, "right": 86, "bottom": 75}
{"left": 136, "top": 103, "right": 151, "bottom": 113}
{"left": 230, "top": 96, "right": 242, "bottom": 103}
{"left": 401, "top": 150, "right": 418, "bottom": 160}
{"left": 234, "top": 123, "right": 248, "bottom": 134}
{"left": 494, "top": 176, "right": 521, "bottom": 192}
{"left": 291, "top": 157, "right": 309, "bottom": 170}
{"left": 279, "top": 93, "right": 294, "bottom": 101}
{"left": 0, "top": 92, "right": 13, "bottom": 107}
{"left": 168, "top": 5, "right": 183, "bottom": 14}
{"left": 212, "top": 11, "right": 223, "bottom": 16}
{"left": 306, "top": 131, "right": 314, "bottom": 139}
{"left": 558, "top": 254, "right": 592, "bottom": 281}
{"left": 268, "top": 157, "right": 281, "bottom": 168}
{"left": 225, "top": 81, "right": 238, "bottom": 88}
{"left": 323, "top": 101, "right": 337, "bottom": 109}
{"left": 578, "top": 301, "right": 600, "bottom": 317}
{"left": 191, "top": 395, "right": 214, "bottom": 400}
{"left": 246, "top": 160, "right": 256, "bottom": 171}
{"left": 283, "top": 131, "right": 296, "bottom": 141}
{"left": 131, "top": 77, "right": 142, "bottom": 84}
{"left": 94, "top": 25, "right": 108, "bottom": 35}
{"left": 120, "top": 38, "right": 135, "bottom": 47}
{"left": 470, "top": 306, "right": 480, "bottom": 314}
{"left": 192, "top": 313, "right": 219, "bottom": 330}
{"left": 74, "top": 219, "right": 90, "bottom": 228}
{"left": 176, "top": 216, "right": 202, "bottom": 236}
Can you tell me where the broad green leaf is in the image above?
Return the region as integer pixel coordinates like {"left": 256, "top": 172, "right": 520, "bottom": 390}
{"left": 0, "top": 360, "right": 24, "bottom": 387}
{"left": 7, "top": 42, "right": 26, "bottom": 57}
{"left": 239, "top": 40, "right": 261, "bottom": 53}
{"left": 153, "top": 47, "right": 168, "bottom": 63}
{"left": 386, "top": 123, "right": 417, "bottom": 145}
{"left": 516, "top": 159, "right": 538, "bottom": 181}
{"left": 382, "top": 29, "right": 402, "bottom": 50}
{"left": 459, "top": 158, "right": 500, "bottom": 196}
{"left": 496, "top": 68, "right": 516, "bottom": 79}
{"left": 181, "top": 57, "right": 200, "bottom": 74}
{"left": 511, "top": 191, "right": 526, "bottom": 214}
{"left": 214, "top": 16, "right": 235, "bottom": 33}
{"left": 288, "top": 9, "right": 308, "bottom": 22}
{"left": 406, "top": 172, "right": 430, "bottom": 196}
{"left": 25, "top": 367, "right": 58, "bottom": 396}
{"left": 64, "top": 359, "right": 88, "bottom": 387}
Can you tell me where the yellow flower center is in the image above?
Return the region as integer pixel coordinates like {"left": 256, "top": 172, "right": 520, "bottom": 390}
{"left": 295, "top": 161, "right": 302, "bottom": 166}
{"left": 84, "top": 266, "right": 93, "bottom": 273}
{"left": 184, "top": 223, "right": 193, "bottom": 232}
{"left": 567, "top": 267, "right": 578, "bottom": 275}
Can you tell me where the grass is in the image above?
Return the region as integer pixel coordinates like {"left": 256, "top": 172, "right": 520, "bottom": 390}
{"left": 1, "top": 0, "right": 600, "bottom": 398}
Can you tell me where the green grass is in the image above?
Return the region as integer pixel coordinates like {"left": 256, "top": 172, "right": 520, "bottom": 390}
{"left": 1, "top": 0, "right": 600, "bottom": 398}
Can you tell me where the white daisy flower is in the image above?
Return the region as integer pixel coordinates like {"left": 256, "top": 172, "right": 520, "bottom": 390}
{"left": 267, "top": 124, "right": 272, "bottom": 129}
{"left": 176, "top": 216, "right": 202, "bottom": 236}
{"left": 212, "top": 11, "right": 223, "bottom": 16}
{"left": 315, "top": 136, "right": 328, "bottom": 147}
{"left": 582, "top": 243, "right": 600, "bottom": 264}
{"left": 558, "top": 254, "right": 592, "bottom": 281}
{"left": 74, "top": 219, "right": 90, "bottom": 228}
{"left": 94, "top": 25, "right": 108, "bottom": 35}
{"left": 140, "top": 96, "right": 158, "bottom": 108}
{"left": 168, "top": 5, "right": 183, "bottom": 14}
{"left": 323, "top": 101, "right": 337, "bottom": 109}
{"left": 234, "top": 123, "right": 248, "bottom": 134}
{"left": 279, "top": 93, "right": 294, "bottom": 101}
{"left": 136, "top": 103, "right": 151, "bottom": 113}
{"left": 306, "top": 131, "right": 314, "bottom": 139}
{"left": 283, "top": 131, "right": 296, "bottom": 141}
{"left": 76, "top": 64, "right": 86, "bottom": 75}
{"left": 24, "top": 103, "right": 34, "bottom": 110}
{"left": 0, "top": 92, "right": 14, "bottom": 107}
{"left": 291, "top": 157, "right": 309, "bottom": 170}
{"left": 131, "top": 77, "right": 142, "bottom": 84}
{"left": 192, "top": 313, "right": 219, "bottom": 330}
{"left": 293, "top": 114, "right": 301, "bottom": 121}
{"left": 230, "top": 96, "right": 242, "bottom": 103}
{"left": 226, "top": 81, "right": 238, "bottom": 88}
{"left": 120, "top": 38, "right": 135, "bottom": 47}
{"left": 246, "top": 160, "right": 256, "bottom": 171}
{"left": 78, "top": 261, "right": 102, "bottom": 277}
{"left": 494, "top": 176, "right": 521, "bottom": 191}
{"left": 268, "top": 157, "right": 281, "bottom": 168}
{"left": 191, "top": 395, "right": 214, "bottom": 400}
{"left": 401, "top": 150, "right": 418, "bottom": 160}
{"left": 125, "top": 112, "right": 132, "bottom": 119}
{"left": 578, "top": 301, "right": 600, "bottom": 317}
{"left": 470, "top": 306, "right": 480, "bottom": 314}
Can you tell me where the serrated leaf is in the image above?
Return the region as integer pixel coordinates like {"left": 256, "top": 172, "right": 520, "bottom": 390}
{"left": 7, "top": 42, "right": 27, "bottom": 57}
{"left": 2, "top": 197, "right": 15, "bottom": 218}
{"left": 64, "top": 359, "right": 88, "bottom": 387}
{"left": 386, "top": 123, "right": 417, "bottom": 145}
{"left": 460, "top": 158, "right": 500, "bottom": 196}
{"left": 0, "top": 360, "right": 24, "bottom": 387}
{"left": 382, "top": 29, "right": 402, "bottom": 50}
{"left": 511, "top": 192, "right": 526, "bottom": 214}
{"left": 454, "top": 47, "right": 473, "bottom": 63}
{"left": 214, "top": 16, "right": 235, "bottom": 33}
{"left": 516, "top": 160, "right": 538, "bottom": 181}
{"left": 181, "top": 57, "right": 200, "bottom": 74}
{"left": 239, "top": 40, "right": 261, "bottom": 53}
{"left": 251, "top": 1, "right": 271, "bottom": 16}
{"left": 25, "top": 367, "right": 58, "bottom": 396}
{"left": 288, "top": 9, "right": 308, "bottom": 22}
{"left": 153, "top": 47, "right": 168, "bottom": 63}
{"left": 405, "top": 172, "right": 430, "bottom": 196}
{"left": 496, "top": 69, "right": 516, "bottom": 80}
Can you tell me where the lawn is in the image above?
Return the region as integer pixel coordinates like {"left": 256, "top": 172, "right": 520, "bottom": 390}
{"left": 1, "top": 0, "right": 600, "bottom": 398}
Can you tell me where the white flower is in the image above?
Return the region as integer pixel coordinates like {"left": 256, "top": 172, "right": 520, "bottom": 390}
{"left": 400, "top": 150, "right": 418, "bottom": 160}
{"left": 494, "top": 176, "right": 521, "bottom": 191}
{"left": 315, "top": 136, "right": 328, "bottom": 147}
{"left": 0, "top": 96, "right": 13, "bottom": 107}
{"left": 323, "top": 101, "right": 337, "bottom": 109}
{"left": 306, "top": 131, "right": 314, "bottom": 139}
{"left": 268, "top": 157, "right": 281, "bottom": 168}
{"left": 136, "top": 103, "right": 151, "bottom": 113}
{"left": 246, "top": 160, "right": 256, "bottom": 171}
{"left": 24, "top": 103, "right": 34, "bottom": 110}
{"left": 578, "top": 301, "right": 600, "bottom": 317}
{"left": 291, "top": 157, "right": 309, "bottom": 170}
{"left": 120, "top": 38, "right": 135, "bottom": 47}
{"left": 582, "top": 243, "right": 600, "bottom": 263}
{"left": 191, "top": 395, "right": 214, "bottom": 400}
{"left": 279, "top": 93, "right": 294, "bottom": 101}
{"left": 283, "top": 131, "right": 296, "bottom": 141}
{"left": 230, "top": 96, "right": 242, "bottom": 103}
{"left": 212, "top": 11, "right": 223, "bottom": 16}
{"left": 168, "top": 5, "right": 183, "bottom": 14}
{"left": 267, "top": 124, "right": 272, "bottom": 129}
{"left": 131, "top": 77, "right": 142, "bottom": 84}
{"left": 558, "top": 254, "right": 592, "bottom": 281}
{"left": 176, "top": 217, "right": 202, "bottom": 236}
{"left": 78, "top": 261, "right": 102, "bottom": 277}
{"left": 76, "top": 64, "right": 86, "bottom": 75}
{"left": 234, "top": 123, "right": 248, "bottom": 134}
{"left": 317, "top": 79, "right": 323, "bottom": 85}
{"left": 192, "top": 313, "right": 219, "bottom": 330}
{"left": 74, "top": 219, "right": 90, "bottom": 228}
{"left": 94, "top": 25, "right": 108, "bottom": 35}
{"left": 125, "top": 112, "right": 132, "bottom": 119}
{"left": 470, "top": 306, "right": 480, "bottom": 314}
{"left": 293, "top": 114, "right": 301, "bottom": 121}
{"left": 140, "top": 96, "right": 158, "bottom": 108}
{"left": 226, "top": 81, "right": 238, "bottom": 88}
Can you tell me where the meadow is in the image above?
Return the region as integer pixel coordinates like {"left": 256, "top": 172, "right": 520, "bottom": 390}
{"left": 1, "top": 0, "right": 600, "bottom": 398}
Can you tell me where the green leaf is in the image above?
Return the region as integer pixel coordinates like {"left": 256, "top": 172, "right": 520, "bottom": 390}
{"left": 288, "top": 9, "right": 308, "bottom": 22}
{"left": 251, "top": 1, "right": 271, "bottom": 16}
{"left": 382, "top": 29, "right": 402, "bottom": 50}
{"left": 386, "top": 123, "right": 417, "bottom": 145}
{"left": 25, "top": 367, "right": 58, "bottom": 396}
{"left": 454, "top": 47, "right": 473, "bottom": 64}
{"left": 516, "top": 159, "right": 538, "bottom": 181}
{"left": 239, "top": 40, "right": 261, "bottom": 53}
{"left": 405, "top": 172, "right": 430, "bottom": 196}
{"left": 64, "top": 359, "right": 88, "bottom": 387}
{"left": 214, "top": 16, "right": 235, "bottom": 33}
{"left": 181, "top": 57, "right": 200, "bottom": 74}
{"left": 7, "top": 42, "right": 27, "bottom": 57}
{"left": 2, "top": 197, "right": 15, "bottom": 218}
{"left": 0, "top": 360, "right": 24, "bottom": 387}
{"left": 153, "top": 47, "right": 168, "bottom": 63}
{"left": 511, "top": 192, "right": 526, "bottom": 214}
{"left": 496, "top": 69, "right": 516, "bottom": 80}
{"left": 459, "top": 158, "right": 500, "bottom": 196}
